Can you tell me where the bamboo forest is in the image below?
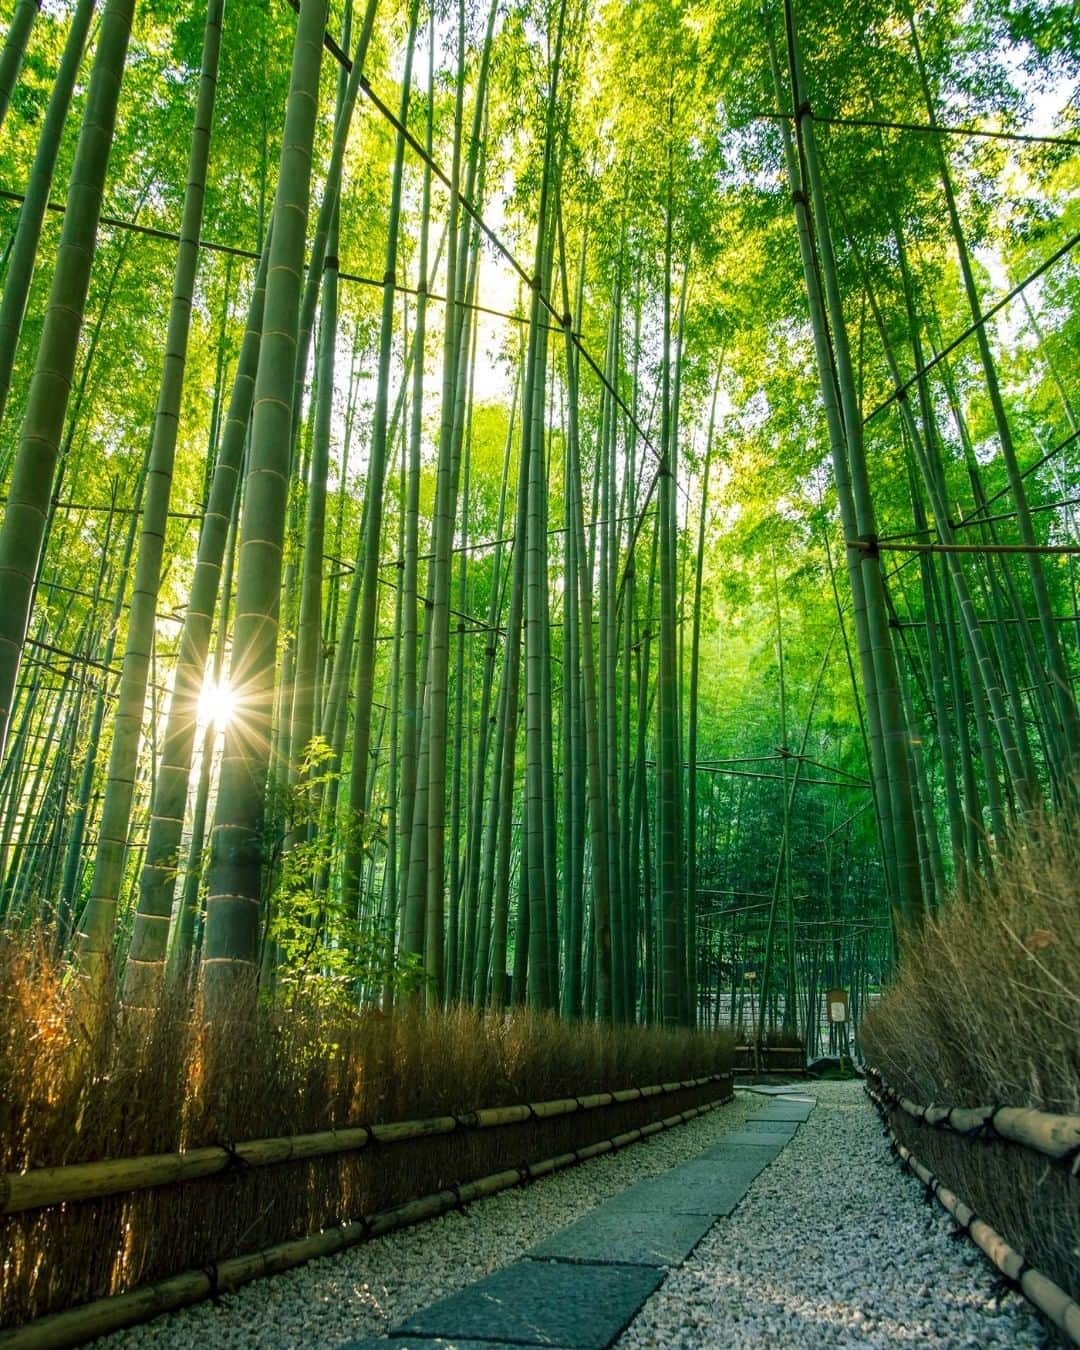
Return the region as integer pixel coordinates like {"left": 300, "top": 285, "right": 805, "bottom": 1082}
{"left": 0, "top": 0, "right": 1078, "bottom": 1345}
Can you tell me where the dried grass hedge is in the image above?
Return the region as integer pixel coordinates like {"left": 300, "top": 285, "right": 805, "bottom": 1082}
{"left": 0, "top": 934, "right": 732, "bottom": 1329}
{"left": 861, "top": 804, "right": 1079, "bottom": 1306}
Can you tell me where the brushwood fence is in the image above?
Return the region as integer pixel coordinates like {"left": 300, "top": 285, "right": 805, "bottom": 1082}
{"left": 1, "top": 1071, "right": 733, "bottom": 1346}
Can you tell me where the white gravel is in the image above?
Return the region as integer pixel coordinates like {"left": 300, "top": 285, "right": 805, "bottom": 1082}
{"left": 96, "top": 1080, "right": 1054, "bottom": 1348}
{"left": 618, "top": 1080, "right": 1052, "bottom": 1348}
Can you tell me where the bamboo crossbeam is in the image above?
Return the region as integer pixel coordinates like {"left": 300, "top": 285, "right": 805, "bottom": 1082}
{"left": 0, "top": 1073, "right": 728, "bottom": 1217}
{"left": 849, "top": 538, "right": 1080, "bottom": 556}
{"left": 21, "top": 640, "right": 173, "bottom": 696}
{"left": 965, "top": 427, "right": 1080, "bottom": 517}
{"left": 862, "top": 231, "right": 1080, "bottom": 424}
{"left": 878, "top": 490, "right": 1080, "bottom": 543}
{"left": 0, "top": 1090, "right": 733, "bottom": 1350}
{"left": 866, "top": 1069, "right": 1080, "bottom": 1169}
{"left": 754, "top": 108, "right": 1080, "bottom": 150}
{"left": 656, "top": 762, "right": 869, "bottom": 789}
{"left": 0, "top": 188, "right": 567, "bottom": 336}
{"left": 891, "top": 614, "right": 1080, "bottom": 629}
{"left": 868, "top": 1085, "right": 1080, "bottom": 1344}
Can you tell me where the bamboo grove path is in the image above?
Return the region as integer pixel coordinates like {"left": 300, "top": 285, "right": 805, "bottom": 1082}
{"left": 94, "top": 1084, "right": 1050, "bottom": 1349}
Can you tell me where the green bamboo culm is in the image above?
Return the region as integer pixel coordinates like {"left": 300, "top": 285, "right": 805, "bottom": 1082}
{"left": 339, "top": 0, "right": 419, "bottom": 913}
{"left": 786, "top": 5, "right": 923, "bottom": 925}
{"left": 74, "top": 0, "right": 225, "bottom": 995}
{"left": 201, "top": 0, "right": 328, "bottom": 1012}
{"left": 0, "top": 0, "right": 95, "bottom": 428}
{"left": 0, "top": 0, "right": 39, "bottom": 133}
{"left": 124, "top": 243, "right": 270, "bottom": 1000}
{"left": 0, "top": 0, "right": 136, "bottom": 765}
{"left": 657, "top": 116, "right": 684, "bottom": 1028}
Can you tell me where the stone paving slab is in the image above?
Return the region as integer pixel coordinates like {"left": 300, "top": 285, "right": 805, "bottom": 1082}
{"left": 705, "top": 1130, "right": 793, "bottom": 1149}
{"left": 739, "top": 1085, "right": 814, "bottom": 1099}
{"left": 392, "top": 1259, "right": 663, "bottom": 1349}
{"left": 751, "top": 1103, "right": 815, "bottom": 1122}
{"left": 602, "top": 1161, "right": 772, "bottom": 1216}
{"left": 344, "top": 1338, "right": 533, "bottom": 1349}
{"left": 345, "top": 1101, "right": 816, "bottom": 1349}
{"left": 740, "top": 1117, "right": 799, "bottom": 1134}
{"left": 528, "top": 1207, "right": 715, "bottom": 1267}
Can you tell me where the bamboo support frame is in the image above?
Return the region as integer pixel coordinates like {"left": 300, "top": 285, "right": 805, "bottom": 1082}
{"left": 868, "top": 1084, "right": 1080, "bottom": 1345}
{"left": 866, "top": 1068, "right": 1080, "bottom": 1170}
{"left": 0, "top": 1089, "right": 733, "bottom": 1350}
{"left": 850, "top": 538, "right": 1080, "bottom": 557}
{"left": 0, "top": 1073, "right": 729, "bottom": 1216}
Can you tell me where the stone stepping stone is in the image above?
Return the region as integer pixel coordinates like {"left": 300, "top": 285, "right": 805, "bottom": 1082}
{"left": 392, "top": 1258, "right": 662, "bottom": 1349}
{"left": 741, "top": 1085, "right": 815, "bottom": 1099}
{"left": 344, "top": 1106, "right": 807, "bottom": 1349}
{"left": 741, "top": 1117, "right": 799, "bottom": 1134}
{"left": 344, "top": 1338, "right": 530, "bottom": 1349}
{"left": 528, "top": 1207, "right": 715, "bottom": 1267}
{"left": 603, "top": 1157, "right": 771, "bottom": 1216}
{"left": 751, "top": 1103, "right": 814, "bottom": 1123}
{"left": 692, "top": 1141, "right": 783, "bottom": 1164}
{"left": 709, "top": 1129, "right": 793, "bottom": 1148}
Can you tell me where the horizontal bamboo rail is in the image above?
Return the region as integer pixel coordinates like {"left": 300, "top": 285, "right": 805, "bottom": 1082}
{"left": 849, "top": 537, "right": 1080, "bottom": 556}
{"left": 866, "top": 1068, "right": 1080, "bottom": 1172}
{"left": 868, "top": 1085, "right": 1080, "bottom": 1345}
{"left": 0, "top": 1073, "right": 729, "bottom": 1216}
{"left": 0, "top": 1090, "right": 734, "bottom": 1350}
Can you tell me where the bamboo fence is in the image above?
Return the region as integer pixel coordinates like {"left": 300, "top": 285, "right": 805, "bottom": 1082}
{"left": 0, "top": 1072, "right": 729, "bottom": 1216}
{"left": 0, "top": 1088, "right": 732, "bottom": 1350}
{"left": 865, "top": 1067, "right": 1080, "bottom": 1171}
{"left": 867, "top": 1080, "right": 1080, "bottom": 1345}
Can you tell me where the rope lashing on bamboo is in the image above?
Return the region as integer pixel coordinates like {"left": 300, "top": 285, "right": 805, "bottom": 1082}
{"left": 0, "top": 1090, "right": 734, "bottom": 1350}
{"left": 866, "top": 1083, "right": 1080, "bottom": 1344}
{"left": 754, "top": 107, "right": 1080, "bottom": 150}
{"left": 0, "top": 1072, "right": 730, "bottom": 1216}
{"left": 864, "top": 1068, "right": 1080, "bottom": 1173}
{"left": 848, "top": 537, "right": 1080, "bottom": 557}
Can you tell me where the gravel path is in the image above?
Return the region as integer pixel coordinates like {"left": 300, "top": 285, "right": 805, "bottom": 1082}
{"left": 96, "top": 1081, "right": 1052, "bottom": 1348}
{"left": 618, "top": 1080, "right": 1051, "bottom": 1349}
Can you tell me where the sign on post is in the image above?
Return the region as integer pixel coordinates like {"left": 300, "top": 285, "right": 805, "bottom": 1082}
{"left": 827, "top": 987, "right": 849, "bottom": 1024}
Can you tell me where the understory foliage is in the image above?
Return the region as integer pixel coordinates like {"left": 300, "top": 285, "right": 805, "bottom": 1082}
{"left": 861, "top": 800, "right": 1079, "bottom": 1304}
{"left": 0, "top": 929, "right": 732, "bottom": 1325}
